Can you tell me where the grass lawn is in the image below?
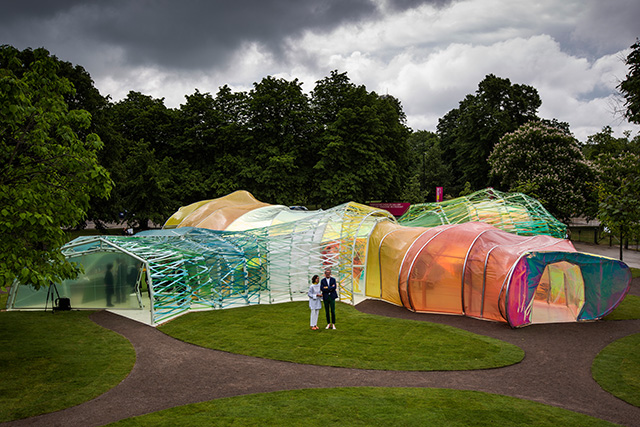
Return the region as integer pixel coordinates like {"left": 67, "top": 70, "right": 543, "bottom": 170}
{"left": 604, "top": 268, "right": 640, "bottom": 320}
{"left": 0, "top": 239, "right": 635, "bottom": 423}
{"left": 604, "top": 294, "right": 640, "bottom": 320}
{"left": 592, "top": 333, "right": 640, "bottom": 408}
{"left": 108, "top": 387, "right": 616, "bottom": 427}
{"left": 0, "top": 311, "right": 135, "bottom": 422}
{"left": 160, "top": 301, "right": 524, "bottom": 371}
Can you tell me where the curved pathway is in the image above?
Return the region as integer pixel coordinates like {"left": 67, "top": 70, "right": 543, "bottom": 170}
{"left": 5, "top": 281, "right": 639, "bottom": 427}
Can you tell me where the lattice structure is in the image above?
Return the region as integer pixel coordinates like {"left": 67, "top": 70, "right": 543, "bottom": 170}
{"left": 398, "top": 188, "right": 567, "bottom": 238}
{"left": 7, "top": 201, "right": 395, "bottom": 324}
{"left": 243, "top": 202, "right": 395, "bottom": 305}
{"left": 58, "top": 228, "right": 269, "bottom": 324}
{"left": 7, "top": 189, "right": 630, "bottom": 328}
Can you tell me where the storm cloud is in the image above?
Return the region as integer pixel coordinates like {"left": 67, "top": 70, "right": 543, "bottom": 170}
{"left": 1, "top": 0, "right": 638, "bottom": 140}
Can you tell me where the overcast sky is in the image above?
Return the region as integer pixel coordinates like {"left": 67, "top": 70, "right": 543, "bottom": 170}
{"left": 2, "top": 0, "right": 639, "bottom": 141}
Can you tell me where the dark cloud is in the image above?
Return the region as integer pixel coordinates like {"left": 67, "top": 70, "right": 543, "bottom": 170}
{"left": 0, "top": 0, "right": 453, "bottom": 70}
{"left": 73, "top": 0, "right": 373, "bottom": 69}
{"left": 0, "top": 0, "right": 88, "bottom": 21}
{"left": 385, "top": 0, "right": 454, "bottom": 11}
{"left": 573, "top": 0, "right": 640, "bottom": 55}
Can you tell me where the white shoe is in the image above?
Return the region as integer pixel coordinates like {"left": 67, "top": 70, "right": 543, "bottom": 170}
{"left": 325, "top": 324, "right": 331, "bottom": 329}
{"left": 331, "top": 324, "right": 336, "bottom": 330}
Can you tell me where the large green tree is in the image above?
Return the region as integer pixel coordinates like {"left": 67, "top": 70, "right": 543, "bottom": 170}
{"left": 0, "top": 46, "right": 112, "bottom": 288}
{"left": 174, "top": 87, "right": 252, "bottom": 201}
{"left": 175, "top": 90, "right": 226, "bottom": 202}
{"left": 243, "top": 76, "right": 318, "bottom": 205}
{"left": 582, "top": 125, "right": 640, "bottom": 160}
{"left": 583, "top": 126, "right": 629, "bottom": 160}
{"left": 101, "top": 91, "right": 177, "bottom": 228}
{"left": 488, "top": 121, "right": 595, "bottom": 222}
{"left": 438, "top": 74, "right": 541, "bottom": 192}
{"left": 618, "top": 39, "right": 640, "bottom": 125}
{"left": 594, "top": 152, "right": 640, "bottom": 260}
{"left": 312, "top": 71, "right": 411, "bottom": 205}
{"left": 402, "top": 131, "right": 452, "bottom": 202}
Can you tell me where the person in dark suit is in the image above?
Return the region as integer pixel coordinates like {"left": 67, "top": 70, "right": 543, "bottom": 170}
{"left": 320, "top": 268, "right": 338, "bottom": 329}
{"left": 104, "top": 264, "right": 114, "bottom": 307}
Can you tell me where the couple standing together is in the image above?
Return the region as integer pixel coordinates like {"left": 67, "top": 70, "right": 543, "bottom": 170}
{"left": 308, "top": 269, "right": 338, "bottom": 330}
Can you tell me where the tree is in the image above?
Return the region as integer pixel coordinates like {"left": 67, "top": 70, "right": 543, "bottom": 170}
{"left": 582, "top": 126, "right": 639, "bottom": 160}
{"left": 403, "top": 131, "right": 452, "bottom": 202}
{"left": 438, "top": 74, "right": 541, "bottom": 192}
{"left": 594, "top": 152, "right": 640, "bottom": 260}
{"left": 618, "top": 39, "right": 640, "bottom": 124}
{"left": 488, "top": 121, "right": 595, "bottom": 222}
{"left": 312, "top": 71, "right": 411, "bottom": 205}
{"left": 210, "top": 86, "right": 251, "bottom": 197}
{"left": 118, "top": 139, "right": 174, "bottom": 229}
{"left": 101, "top": 92, "right": 178, "bottom": 228}
{"left": 175, "top": 90, "right": 225, "bottom": 202}
{"left": 174, "top": 87, "right": 251, "bottom": 202}
{"left": 243, "top": 76, "right": 318, "bottom": 205}
{"left": 0, "top": 46, "right": 112, "bottom": 289}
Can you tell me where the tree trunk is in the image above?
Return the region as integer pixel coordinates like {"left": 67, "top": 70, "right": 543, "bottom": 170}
{"left": 619, "top": 229, "right": 624, "bottom": 261}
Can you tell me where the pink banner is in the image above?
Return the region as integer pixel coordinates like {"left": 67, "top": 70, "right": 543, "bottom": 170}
{"left": 436, "top": 187, "right": 444, "bottom": 202}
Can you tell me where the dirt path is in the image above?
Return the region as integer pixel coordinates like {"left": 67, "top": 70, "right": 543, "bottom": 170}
{"left": 4, "top": 280, "right": 639, "bottom": 427}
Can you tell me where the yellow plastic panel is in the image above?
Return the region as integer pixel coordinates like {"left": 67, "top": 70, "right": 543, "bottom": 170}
{"left": 530, "top": 261, "right": 585, "bottom": 324}
{"left": 364, "top": 221, "right": 398, "bottom": 298}
{"left": 174, "top": 191, "right": 270, "bottom": 230}
{"left": 377, "top": 225, "right": 426, "bottom": 305}
{"left": 163, "top": 199, "right": 212, "bottom": 229}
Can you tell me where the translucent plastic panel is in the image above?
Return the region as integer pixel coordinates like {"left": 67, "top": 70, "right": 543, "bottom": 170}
{"left": 163, "top": 199, "right": 212, "bottom": 229}
{"left": 530, "top": 262, "right": 585, "bottom": 324}
{"left": 377, "top": 226, "right": 431, "bottom": 305}
{"left": 462, "top": 226, "right": 519, "bottom": 320}
{"left": 399, "top": 188, "right": 566, "bottom": 238}
{"left": 271, "top": 209, "right": 318, "bottom": 227}
{"left": 196, "top": 206, "right": 265, "bottom": 230}
{"left": 483, "top": 236, "right": 574, "bottom": 324}
{"left": 226, "top": 205, "right": 288, "bottom": 231}
{"left": 171, "top": 190, "right": 270, "bottom": 230}
{"left": 405, "top": 224, "right": 487, "bottom": 314}
{"left": 398, "top": 226, "right": 452, "bottom": 310}
{"left": 506, "top": 251, "right": 631, "bottom": 327}
{"left": 12, "top": 252, "right": 143, "bottom": 310}
{"left": 364, "top": 221, "right": 401, "bottom": 298}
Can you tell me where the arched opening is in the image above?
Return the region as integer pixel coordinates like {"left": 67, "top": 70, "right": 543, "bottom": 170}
{"left": 530, "top": 261, "right": 585, "bottom": 324}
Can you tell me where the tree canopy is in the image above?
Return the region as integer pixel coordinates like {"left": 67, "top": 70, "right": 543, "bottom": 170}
{"left": 618, "top": 39, "right": 640, "bottom": 125}
{"left": 437, "top": 74, "right": 541, "bottom": 193}
{"left": 488, "top": 121, "right": 595, "bottom": 222}
{"left": 6, "top": 41, "right": 640, "bottom": 290}
{"left": 0, "top": 46, "right": 112, "bottom": 289}
{"left": 85, "top": 69, "right": 412, "bottom": 225}
{"left": 312, "top": 71, "right": 411, "bottom": 205}
{"left": 582, "top": 125, "right": 640, "bottom": 160}
{"left": 402, "top": 131, "right": 452, "bottom": 202}
{"left": 594, "top": 151, "right": 640, "bottom": 260}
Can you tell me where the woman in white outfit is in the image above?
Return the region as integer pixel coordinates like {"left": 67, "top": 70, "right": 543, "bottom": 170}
{"left": 308, "top": 275, "right": 322, "bottom": 330}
